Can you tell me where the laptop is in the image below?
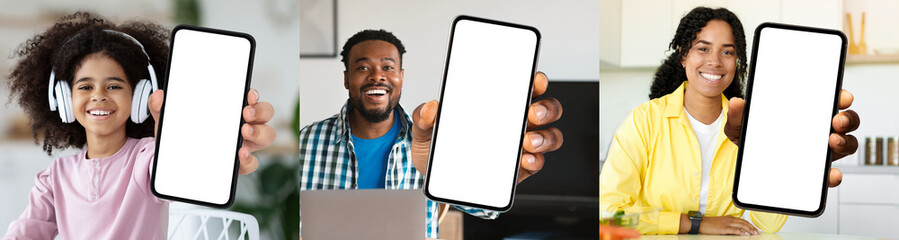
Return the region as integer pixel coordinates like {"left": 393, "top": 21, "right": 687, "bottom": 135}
{"left": 300, "top": 189, "right": 426, "bottom": 239}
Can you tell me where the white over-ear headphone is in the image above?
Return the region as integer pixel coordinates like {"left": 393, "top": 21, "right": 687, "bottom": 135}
{"left": 48, "top": 29, "right": 159, "bottom": 124}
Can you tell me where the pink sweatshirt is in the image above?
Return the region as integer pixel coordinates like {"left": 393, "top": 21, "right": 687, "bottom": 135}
{"left": 3, "top": 137, "right": 168, "bottom": 239}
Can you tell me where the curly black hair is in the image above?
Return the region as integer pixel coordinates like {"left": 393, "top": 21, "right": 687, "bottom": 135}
{"left": 339, "top": 29, "right": 406, "bottom": 69}
{"left": 649, "top": 7, "right": 747, "bottom": 99}
{"left": 6, "top": 11, "right": 169, "bottom": 155}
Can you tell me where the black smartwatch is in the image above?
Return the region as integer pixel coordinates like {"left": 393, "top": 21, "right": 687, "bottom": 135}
{"left": 688, "top": 210, "right": 702, "bottom": 234}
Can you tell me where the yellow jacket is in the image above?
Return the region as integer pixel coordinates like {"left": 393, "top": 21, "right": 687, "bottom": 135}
{"left": 600, "top": 81, "right": 787, "bottom": 234}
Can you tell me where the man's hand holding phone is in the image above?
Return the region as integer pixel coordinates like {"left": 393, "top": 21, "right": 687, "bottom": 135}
{"left": 410, "top": 71, "right": 563, "bottom": 183}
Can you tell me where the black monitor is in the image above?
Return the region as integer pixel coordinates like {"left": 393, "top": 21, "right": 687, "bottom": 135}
{"left": 463, "top": 81, "right": 599, "bottom": 240}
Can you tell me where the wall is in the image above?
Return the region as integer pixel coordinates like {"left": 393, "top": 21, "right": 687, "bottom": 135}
{"left": 298, "top": 0, "right": 600, "bottom": 127}
{"left": 198, "top": 0, "right": 300, "bottom": 147}
{"left": 599, "top": 69, "right": 654, "bottom": 160}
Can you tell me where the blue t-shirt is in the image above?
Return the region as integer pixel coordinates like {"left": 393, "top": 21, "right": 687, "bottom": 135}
{"left": 350, "top": 111, "right": 401, "bottom": 189}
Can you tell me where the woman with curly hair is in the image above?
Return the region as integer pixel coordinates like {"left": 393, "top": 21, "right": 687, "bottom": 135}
{"left": 600, "top": 7, "right": 860, "bottom": 235}
{"left": 3, "top": 12, "right": 275, "bottom": 239}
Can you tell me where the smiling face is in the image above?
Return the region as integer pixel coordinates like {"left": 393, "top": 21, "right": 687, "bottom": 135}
{"left": 682, "top": 20, "right": 737, "bottom": 99}
{"left": 344, "top": 40, "right": 404, "bottom": 123}
{"left": 71, "top": 53, "right": 133, "bottom": 139}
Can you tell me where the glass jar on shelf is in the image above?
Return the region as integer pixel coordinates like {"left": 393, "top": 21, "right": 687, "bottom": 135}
{"left": 890, "top": 137, "right": 899, "bottom": 166}
{"left": 865, "top": 137, "right": 873, "bottom": 165}
{"left": 865, "top": 136, "right": 885, "bottom": 166}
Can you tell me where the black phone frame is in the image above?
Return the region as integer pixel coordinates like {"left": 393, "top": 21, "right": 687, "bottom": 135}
{"left": 423, "top": 15, "right": 541, "bottom": 212}
{"left": 150, "top": 25, "right": 256, "bottom": 209}
{"left": 733, "top": 22, "right": 847, "bottom": 217}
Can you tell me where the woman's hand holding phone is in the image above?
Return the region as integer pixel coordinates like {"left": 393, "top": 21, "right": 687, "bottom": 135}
{"left": 724, "top": 90, "right": 859, "bottom": 188}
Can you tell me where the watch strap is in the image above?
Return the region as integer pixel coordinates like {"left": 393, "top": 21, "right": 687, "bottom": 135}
{"left": 688, "top": 211, "right": 701, "bottom": 234}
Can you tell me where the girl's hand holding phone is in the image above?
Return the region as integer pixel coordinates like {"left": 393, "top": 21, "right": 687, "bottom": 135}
{"left": 148, "top": 88, "right": 276, "bottom": 175}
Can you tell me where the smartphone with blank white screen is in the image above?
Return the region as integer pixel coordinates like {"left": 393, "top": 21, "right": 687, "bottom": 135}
{"left": 734, "top": 22, "right": 846, "bottom": 217}
{"left": 151, "top": 25, "right": 255, "bottom": 208}
{"left": 423, "top": 16, "right": 540, "bottom": 212}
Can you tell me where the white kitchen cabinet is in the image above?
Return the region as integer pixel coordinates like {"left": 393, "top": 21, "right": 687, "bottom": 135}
{"left": 839, "top": 204, "right": 899, "bottom": 239}
{"left": 839, "top": 173, "right": 899, "bottom": 204}
{"left": 752, "top": 171, "right": 899, "bottom": 236}
{"left": 776, "top": 188, "right": 840, "bottom": 234}
{"left": 600, "top": 0, "right": 842, "bottom": 68}
{"left": 600, "top": 0, "right": 672, "bottom": 68}
{"left": 781, "top": 0, "right": 842, "bottom": 30}
{"left": 836, "top": 172, "right": 899, "bottom": 238}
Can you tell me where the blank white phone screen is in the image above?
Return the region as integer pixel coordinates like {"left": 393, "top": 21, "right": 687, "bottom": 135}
{"left": 737, "top": 27, "right": 842, "bottom": 212}
{"left": 427, "top": 18, "right": 538, "bottom": 210}
{"left": 154, "top": 29, "right": 251, "bottom": 205}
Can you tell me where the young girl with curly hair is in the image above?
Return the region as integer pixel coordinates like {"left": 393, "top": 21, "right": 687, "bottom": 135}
{"left": 3, "top": 12, "right": 276, "bottom": 239}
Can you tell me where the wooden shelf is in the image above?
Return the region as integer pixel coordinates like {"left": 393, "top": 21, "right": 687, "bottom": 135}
{"left": 846, "top": 54, "right": 899, "bottom": 65}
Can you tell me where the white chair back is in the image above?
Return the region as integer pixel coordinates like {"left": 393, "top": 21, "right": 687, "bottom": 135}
{"left": 168, "top": 208, "right": 260, "bottom": 240}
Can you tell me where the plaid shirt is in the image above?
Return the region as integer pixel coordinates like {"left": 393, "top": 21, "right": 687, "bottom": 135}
{"left": 298, "top": 102, "right": 498, "bottom": 238}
